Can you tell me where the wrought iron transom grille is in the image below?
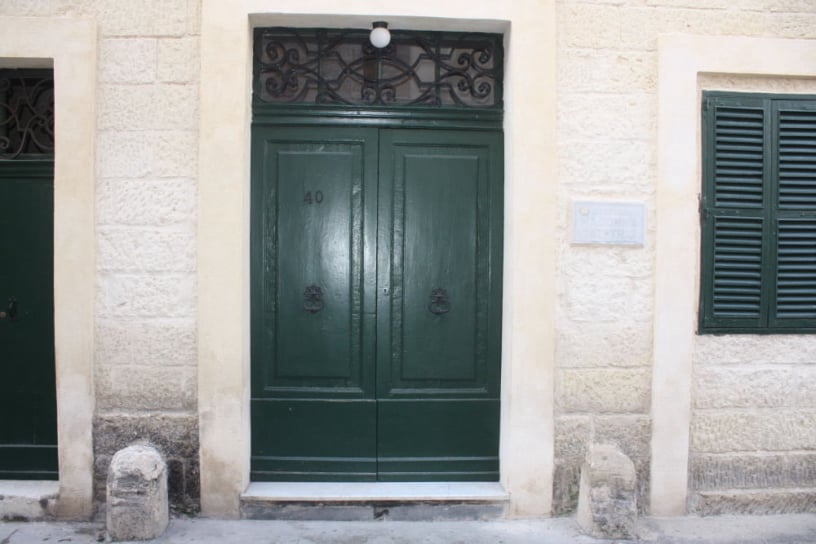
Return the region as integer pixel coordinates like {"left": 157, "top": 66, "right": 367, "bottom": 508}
{"left": 254, "top": 28, "right": 503, "bottom": 109}
{"left": 0, "top": 70, "right": 55, "bottom": 159}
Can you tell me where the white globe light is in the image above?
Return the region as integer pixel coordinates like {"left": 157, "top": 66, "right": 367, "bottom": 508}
{"left": 370, "top": 23, "right": 390, "bottom": 48}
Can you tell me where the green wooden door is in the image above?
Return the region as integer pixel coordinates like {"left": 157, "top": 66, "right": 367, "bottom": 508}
{"left": 251, "top": 126, "right": 502, "bottom": 482}
{"left": 0, "top": 160, "right": 58, "bottom": 479}
{"left": 375, "top": 130, "right": 502, "bottom": 481}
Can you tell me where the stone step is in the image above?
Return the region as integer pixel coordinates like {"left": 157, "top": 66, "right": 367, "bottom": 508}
{"left": 690, "top": 488, "right": 816, "bottom": 516}
{"left": 240, "top": 482, "right": 509, "bottom": 521}
{"left": 0, "top": 480, "right": 58, "bottom": 521}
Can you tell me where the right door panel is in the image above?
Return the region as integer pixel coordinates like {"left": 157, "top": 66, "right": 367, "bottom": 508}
{"left": 376, "top": 129, "right": 503, "bottom": 481}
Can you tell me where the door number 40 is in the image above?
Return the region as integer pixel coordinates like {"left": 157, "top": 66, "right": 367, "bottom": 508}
{"left": 303, "top": 190, "right": 324, "bottom": 204}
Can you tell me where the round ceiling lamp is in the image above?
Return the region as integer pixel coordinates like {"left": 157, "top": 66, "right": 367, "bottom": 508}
{"left": 370, "top": 21, "right": 391, "bottom": 49}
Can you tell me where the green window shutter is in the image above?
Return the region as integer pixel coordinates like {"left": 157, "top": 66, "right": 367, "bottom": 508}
{"left": 770, "top": 102, "right": 816, "bottom": 328}
{"left": 700, "top": 95, "right": 770, "bottom": 332}
{"left": 700, "top": 93, "right": 816, "bottom": 334}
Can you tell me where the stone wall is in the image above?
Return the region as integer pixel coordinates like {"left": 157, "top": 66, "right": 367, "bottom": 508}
{"left": 554, "top": 0, "right": 816, "bottom": 515}
{"left": 691, "top": 336, "right": 816, "bottom": 514}
{"left": 0, "top": 0, "right": 201, "bottom": 514}
{"left": 685, "top": 75, "right": 816, "bottom": 515}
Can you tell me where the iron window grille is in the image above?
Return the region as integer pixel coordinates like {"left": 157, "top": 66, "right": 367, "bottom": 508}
{"left": 0, "top": 70, "right": 55, "bottom": 159}
{"left": 253, "top": 28, "right": 503, "bottom": 109}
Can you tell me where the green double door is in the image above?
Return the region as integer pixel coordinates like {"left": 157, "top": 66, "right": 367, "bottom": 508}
{"left": 251, "top": 126, "right": 503, "bottom": 481}
{"left": 0, "top": 160, "right": 58, "bottom": 479}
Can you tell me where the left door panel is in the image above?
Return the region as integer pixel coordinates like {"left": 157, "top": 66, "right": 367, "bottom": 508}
{"left": 251, "top": 127, "right": 379, "bottom": 481}
{"left": 0, "top": 160, "right": 57, "bottom": 479}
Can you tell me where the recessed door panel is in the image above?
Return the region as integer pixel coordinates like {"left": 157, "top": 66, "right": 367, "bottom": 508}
{"left": 275, "top": 149, "right": 358, "bottom": 382}
{"left": 396, "top": 153, "right": 480, "bottom": 383}
{"left": 376, "top": 399, "right": 500, "bottom": 481}
{"left": 0, "top": 161, "right": 57, "bottom": 479}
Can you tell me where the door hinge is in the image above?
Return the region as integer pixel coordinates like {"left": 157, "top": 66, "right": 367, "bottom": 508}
{"left": 698, "top": 193, "right": 708, "bottom": 222}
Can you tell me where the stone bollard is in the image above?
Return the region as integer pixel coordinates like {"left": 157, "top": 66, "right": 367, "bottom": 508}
{"left": 107, "top": 444, "right": 169, "bottom": 541}
{"left": 576, "top": 443, "right": 637, "bottom": 540}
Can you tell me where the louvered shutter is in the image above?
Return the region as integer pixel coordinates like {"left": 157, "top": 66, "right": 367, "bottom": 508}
{"left": 700, "top": 93, "right": 816, "bottom": 333}
{"left": 700, "top": 95, "right": 769, "bottom": 331}
{"left": 770, "top": 102, "right": 816, "bottom": 328}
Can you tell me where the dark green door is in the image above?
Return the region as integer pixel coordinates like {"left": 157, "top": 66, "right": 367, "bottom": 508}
{"left": 251, "top": 127, "right": 380, "bottom": 480}
{"left": 0, "top": 160, "right": 58, "bottom": 479}
{"left": 251, "top": 126, "right": 502, "bottom": 482}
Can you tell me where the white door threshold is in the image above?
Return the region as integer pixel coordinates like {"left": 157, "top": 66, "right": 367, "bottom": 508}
{"left": 242, "top": 482, "right": 509, "bottom": 503}
{"left": 0, "top": 480, "right": 59, "bottom": 520}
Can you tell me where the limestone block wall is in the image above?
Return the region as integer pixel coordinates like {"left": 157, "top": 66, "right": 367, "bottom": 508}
{"left": 0, "top": 0, "right": 201, "bottom": 513}
{"left": 691, "top": 335, "right": 816, "bottom": 514}
{"left": 685, "top": 75, "right": 816, "bottom": 515}
{"left": 555, "top": 0, "right": 816, "bottom": 515}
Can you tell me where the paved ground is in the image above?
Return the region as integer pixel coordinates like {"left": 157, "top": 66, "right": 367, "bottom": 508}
{"left": 2, "top": 514, "right": 816, "bottom": 543}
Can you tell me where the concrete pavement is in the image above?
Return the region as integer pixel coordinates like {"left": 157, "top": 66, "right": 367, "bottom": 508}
{"left": 2, "top": 514, "right": 816, "bottom": 543}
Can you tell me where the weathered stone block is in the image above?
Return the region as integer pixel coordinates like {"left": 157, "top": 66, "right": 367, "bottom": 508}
{"left": 98, "top": 273, "right": 196, "bottom": 318}
{"left": 560, "top": 4, "right": 622, "bottom": 50}
{"left": 560, "top": 273, "right": 653, "bottom": 323}
{"left": 158, "top": 37, "right": 199, "bottom": 83}
{"left": 690, "top": 489, "right": 816, "bottom": 516}
{"left": 97, "top": 131, "right": 154, "bottom": 178}
{"left": 691, "top": 409, "right": 816, "bottom": 453}
{"left": 96, "top": 318, "right": 196, "bottom": 367}
{"left": 98, "top": 227, "right": 196, "bottom": 272}
{"left": 594, "top": 415, "right": 651, "bottom": 461}
{"left": 558, "top": 93, "right": 656, "bottom": 141}
{"left": 107, "top": 445, "right": 168, "bottom": 541}
{"left": 690, "top": 453, "right": 816, "bottom": 491}
{"left": 96, "top": 364, "right": 196, "bottom": 411}
{"left": 99, "top": 84, "right": 198, "bottom": 131}
{"left": 558, "top": 368, "right": 651, "bottom": 413}
{"left": 0, "top": 1, "right": 60, "bottom": 16}
{"left": 97, "top": 130, "right": 197, "bottom": 179}
{"left": 100, "top": 38, "right": 157, "bottom": 83}
{"left": 90, "top": 0, "right": 190, "bottom": 37}
{"left": 553, "top": 462, "right": 582, "bottom": 516}
{"left": 576, "top": 443, "right": 637, "bottom": 539}
{"left": 94, "top": 414, "right": 199, "bottom": 462}
{"left": 97, "top": 178, "right": 196, "bottom": 226}
{"left": 559, "top": 49, "right": 656, "bottom": 94}
{"left": 766, "top": 12, "right": 816, "bottom": 39}
{"left": 557, "top": 321, "right": 652, "bottom": 368}
{"left": 554, "top": 415, "right": 592, "bottom": 461}
{"left": 695, "top": 366, "right": 816, "bottom": 409}
{"left": 694, "top": 334, "right": 816, "bottom": 365}
{"left": 559, "top": 246, "right": 652, "bottom": 281}
{"left": 155, "top": 131, "right": 198, "bottom": 178}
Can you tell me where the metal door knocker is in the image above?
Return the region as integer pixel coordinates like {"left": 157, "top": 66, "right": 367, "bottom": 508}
{"left": 1, "top": 297, "right": 17, "bottom": 320}
{"left": 428, "top": 288, "right": 450, "bottom": 315}
{"left": 303, "top": 285, "right": 324, "bottom": 313}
